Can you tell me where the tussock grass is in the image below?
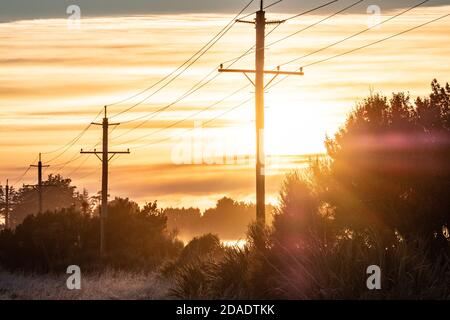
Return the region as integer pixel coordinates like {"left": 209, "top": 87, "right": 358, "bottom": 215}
{"left": 168, "top": 230, "right": 450, "bottom": 300}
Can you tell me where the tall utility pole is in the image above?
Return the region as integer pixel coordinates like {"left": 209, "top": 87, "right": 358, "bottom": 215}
{"left": 27, "top": 153, "right": 50, "bottom": 214}
{"left": 5, "top": 180, "right": 9, "bottom": 229}
{"left": 81, "top": 106, "right": 130, "bottom": 258}
{"left": 1, "top": 179, "right": 10, "bottom": 229}
{"left": 219, "top": 0, "right": 304, "bottom": 226}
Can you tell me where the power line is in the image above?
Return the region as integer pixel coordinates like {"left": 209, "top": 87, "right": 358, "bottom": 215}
{"left": 278, "top": 0, "right": 430, "bottom": 68}
{"left": 220, "top": 22, "right": 283, "bottom": 69}
{"left": 265, "top": 0, "right": 434, "bottom": 90}
{"left": 30, "top": 0, "right": 261, "bottom": 170}
{"left": 43, "top": 108, "right": 103, "bottom": 164}
{"left": 47, "top": 110, "right": 125, "bottom": 173}
{"left": 108, "top": 0, "right": 287, "bottom": 126}
{"left": 109, "top": 39, "right": 261, "bottom": 141}
{"left": 268, "top": 12, "right": 450, "bottom": 90}
{"left": 112, "top": 0, "right": 346, "bottom": 145}
{"left": 283, "top": 0, "right": 338, "bottom": 21}
{"left": 302, "top": 13, "right": 450, "bottom": 69}
{"left": 10, "top": 154, "right": 39, "bottom": 188}
{"left": 116, "top": 67, "right": 219, "bottom": 126}
{"left": 66, "top": 155, "right": 92, "bottom": 177}
{"left": 51, "top": 153, "right": 84, "bottom": 169}
{"left": 266, "top": 0, "right": 364, "bottom": 48}
{"left": 109, "top": 68, "right": 222, "bottom": 143}
{"left": 108, "top": 0, "right": 255, "bottom": 118}
{"left": 129, "top": 96, "right": 254, "bottom": 150}
{"left": 108, "top": 0, "right": 283, "bottom": 118}
{"left": 51, "top": 138, "right": 102, "bottom": 171}
{"left": 49, "top": 111, "right": 128, "bottom": 177}
{"left": 11, "top": 166, "right": 33, "bottom": 188}
{"left": 62, "top": 136, "right": 106, "bottom": 178}
{"left": 118, "top": 84, "right": 252, "bottom": 146}
{"left": 28, "top": 1, "right": 254, "bottom": 171}
{"left": 42, "top": 108, "right": 102, "bottom": 156}
{"left": 220, "top": 0, "right": 346, "bottom": 67}
{"left": 108, "top": 25, "right": 232, "bottom": 119}
{"left": 72, "top": 162, "right": 100, "bottom": 181}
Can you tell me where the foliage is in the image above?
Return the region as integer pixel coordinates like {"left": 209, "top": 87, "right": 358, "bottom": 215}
{"left": 7, "top": 174, "right": 88, "bottom": 228}
{"left": 162, "top": 233, "right": 223, "bottom": 278}
{"left": 0, "top": 198, "right": 183, "bottom": 272}
{"left": 164, "top": 197, "right": 275, "bottom": 240}
{"left": 324, "top": 80, "right": 450, "bottom": 241}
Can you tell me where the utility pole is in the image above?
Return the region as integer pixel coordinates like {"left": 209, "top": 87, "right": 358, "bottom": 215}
{"left": 27, "top": 153, "right": 50, "bottom": 214}
{"left": 5, "top": 180, "right": 9, "bottom": 229}
{"left": 81, "top": 106, "right": 130, "bottom": 258}
{"left": 1, "top": 179, "right": 10, "bottom": 229}
{"left": 219, "top": 0, "right": 304, "bottom": 226}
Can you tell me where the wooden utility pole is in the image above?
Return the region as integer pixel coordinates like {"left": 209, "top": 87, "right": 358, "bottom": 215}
{"left": 27, "top": 153, "right": 50, "bottom": 214}
{"left": 219, "top": 0, "right": 304, "bottom": 226}
{"left": 1, "top": 179, "right": 10, "bottom": 229}
{"left": 81, "top": 106, "right": 130, "bottom": 258}
{"left": 5, "top": 180, "right": 9, "bottom": 229}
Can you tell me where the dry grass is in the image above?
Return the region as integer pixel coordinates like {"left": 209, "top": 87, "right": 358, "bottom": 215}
{"left": 0, "top": 269, "right": 174, "bottom": 300}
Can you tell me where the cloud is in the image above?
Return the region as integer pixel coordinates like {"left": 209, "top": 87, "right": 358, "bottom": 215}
{"left": 106, "top": 162, "right": 286, "bottom": 207}
{"left": 1, "top": 0, "right": 449, "bottom": 23}
{"left": 1, "top": 8, "right": 449, "bottom": 209}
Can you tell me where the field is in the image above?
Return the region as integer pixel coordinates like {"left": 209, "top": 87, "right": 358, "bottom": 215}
{"left": 0, "top": 269, "right": 172, "bottom": 300}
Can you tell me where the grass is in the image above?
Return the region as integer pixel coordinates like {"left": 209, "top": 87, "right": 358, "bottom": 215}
{"left": 1, "top": 234, "right": 448, "bottom": 300}
{"left": 0, "top": 268, "right": 173, "bottom": 300}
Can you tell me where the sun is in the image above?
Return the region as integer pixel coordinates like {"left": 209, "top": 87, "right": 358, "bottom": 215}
{"left": 264, "top": 91, "right": 331, "bottom": 156}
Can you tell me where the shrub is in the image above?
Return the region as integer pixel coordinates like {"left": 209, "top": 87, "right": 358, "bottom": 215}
{"left": 0, "top": 199, "right": 183, "bottom": 272}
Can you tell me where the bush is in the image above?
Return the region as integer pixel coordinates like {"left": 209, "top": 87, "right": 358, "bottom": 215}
{"left": 325, "top": 80, "right": 450, "bottom": 241}
{"left": 162, "top": 234, "right": 223, "bottom": 278}
{"left": 0, "top": 199, "right": 183, "bottom": 272}
{"left": 0, "top": 208, "right": 98, "bottom": 272}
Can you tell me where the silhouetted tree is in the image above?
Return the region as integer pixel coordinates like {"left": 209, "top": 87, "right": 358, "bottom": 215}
{"left": 324, "top": 80, "right": 450, "bottom": 243}
{"left": 164, "top": 207, "right": 203, "bottom": 239}
{"left": 105, "top": 198, "right": 182, "bottom": 268}
{"left": 164, "top": 197, "right": 274, "bottom": 240}
{"left": 10, "top": 174, "right": 85, "bottom": 227}
{"left": 272, "top": 172, "right": 333, "bottom": 250}
{"left": 0, "top": 207, "right": 98, "bottom": 272}
{"left": 0, "top": 197, "right": 183, "bottom": 272}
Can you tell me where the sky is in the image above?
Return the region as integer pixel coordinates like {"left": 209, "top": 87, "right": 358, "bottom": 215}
{"left": 0, "top": 0, "right": 449, "bottom": 209}
{"left": 1, "top": 0, "right": 449, "bottom": 22}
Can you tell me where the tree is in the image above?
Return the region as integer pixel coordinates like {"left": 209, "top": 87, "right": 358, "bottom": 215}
{"left": 0, "top": 207, "right": 98, "bottom": 272}
{"left": 272, "top": 172, "right": 334, "bottom": 250}
{"left": 324, "top": 80, "right": 450, "bottom": 242}
{"left": 10, "top": 174, "right": 84, "bottom": 227}
{"left": 0, "top": 197, "right": 183, "bottom": 272}
{"left": 104, "top": 198, "right": 183, "bottom": 269}
{"left": 202, "top": 197, "right": 257, "bottom": 240}
{"left": 164, "top": 197, "right": 274, "bottom": 241}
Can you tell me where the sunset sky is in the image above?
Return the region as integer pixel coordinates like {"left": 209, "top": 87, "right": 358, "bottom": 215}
{"left": 0, "top": 0, "right": 449, "bottom": 209}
